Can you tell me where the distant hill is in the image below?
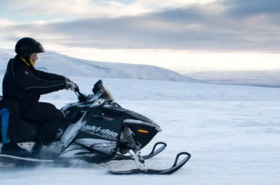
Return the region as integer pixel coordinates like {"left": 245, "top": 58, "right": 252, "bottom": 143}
{"left": 0, "top": 49, "right": 192, "bottom": 82}
{"left": 183, "top": 70, "right": 280, "bottom": 87}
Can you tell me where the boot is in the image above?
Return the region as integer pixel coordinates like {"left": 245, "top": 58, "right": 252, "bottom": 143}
{"left": 1, "top": 143, "right": 31, "bottom": 157}
{"left": 31, "top": 142, "right": 61, "bottom": 159}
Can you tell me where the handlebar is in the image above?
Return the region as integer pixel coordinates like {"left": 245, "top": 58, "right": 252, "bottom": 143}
{"left": 74, "top": 88, "right": 88, "bottom": 102}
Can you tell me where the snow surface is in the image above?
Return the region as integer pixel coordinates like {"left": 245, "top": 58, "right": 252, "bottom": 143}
{"left": 0, "top": 78, "right": 279, "bottom": 185}
{"left": 0, "top": 50, "right": 280, "bottom": 185}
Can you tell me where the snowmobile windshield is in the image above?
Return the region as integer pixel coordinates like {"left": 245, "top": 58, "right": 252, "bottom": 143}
{"left": 92, "top": 80, "right": 114, "bottom": 101}
{"left": 102, "top": 85, "right": 114, "bottom": 101}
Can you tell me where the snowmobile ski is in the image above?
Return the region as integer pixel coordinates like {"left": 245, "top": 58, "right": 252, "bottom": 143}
{"left": 142, "top": 142, "right": 167, "bottom": 160}
{"left": 108, "top": 152, "right": 191, "bottom": 175}
{"left": 113, "top": 142, "right": 167, "bottom": 160}
{"left": 0, "top": 154, "right": 56, "bottom": 167}
{"left": 0, "top": 154, "right": 75, "bottom": 168}
{"left": 0, "top": 154, "right": 54, "bottom": 163}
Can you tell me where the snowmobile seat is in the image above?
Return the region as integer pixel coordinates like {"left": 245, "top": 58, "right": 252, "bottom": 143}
{"left": 0, "top": 118, "right": 39, "bottom": 143}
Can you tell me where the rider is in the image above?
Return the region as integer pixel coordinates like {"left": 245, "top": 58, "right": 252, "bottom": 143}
{"left": 1, "top": 37, "right": 78, "bottom": 158}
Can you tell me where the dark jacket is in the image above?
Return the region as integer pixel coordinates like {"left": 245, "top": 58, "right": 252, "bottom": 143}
{"left": 2, "top": 55, "right": 66, "bottom": 112}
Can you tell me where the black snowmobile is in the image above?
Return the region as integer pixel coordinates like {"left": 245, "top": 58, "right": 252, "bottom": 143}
{"left": 0, "top": 80, "right": 191, "bottom": 175}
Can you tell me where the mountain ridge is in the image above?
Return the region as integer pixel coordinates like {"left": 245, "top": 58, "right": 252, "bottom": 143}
{"left": 0, "top": 49, "right": 193, "bottom": 82}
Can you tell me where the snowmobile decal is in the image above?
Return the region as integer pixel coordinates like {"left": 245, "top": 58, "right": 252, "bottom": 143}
{"left": 81, "top": 125, "right": 118, "bottom": 140}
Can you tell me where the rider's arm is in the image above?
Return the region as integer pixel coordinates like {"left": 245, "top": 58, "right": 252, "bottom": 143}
{"left": 36, "top": 70, "right": 66, "bottom": 81}
{"left": 14, "top": 68, "right": 66, "bottom": 95}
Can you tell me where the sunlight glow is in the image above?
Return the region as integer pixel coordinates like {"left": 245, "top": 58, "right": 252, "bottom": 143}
{"left": 45, "top": 43, "right": 280, "bottom": 72}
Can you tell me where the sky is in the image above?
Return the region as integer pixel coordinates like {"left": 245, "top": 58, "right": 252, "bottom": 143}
{"left": 1, "top": 0, "right": 280, "bottom": 72}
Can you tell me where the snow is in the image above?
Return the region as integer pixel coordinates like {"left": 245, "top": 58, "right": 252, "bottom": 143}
{"left": 0, "top": 50, "right": 280, "bottom": 185}
{"left": 0, "top": 50, "right": 192, "bottom": 82}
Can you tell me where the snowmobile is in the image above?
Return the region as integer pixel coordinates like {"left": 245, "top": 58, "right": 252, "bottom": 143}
{"left": 0, "top": 80, "right": 191, "bottom": 175}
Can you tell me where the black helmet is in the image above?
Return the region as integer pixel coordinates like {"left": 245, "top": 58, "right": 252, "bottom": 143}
{"left": 15, "top": 37, "right": 45, "bottom": 58}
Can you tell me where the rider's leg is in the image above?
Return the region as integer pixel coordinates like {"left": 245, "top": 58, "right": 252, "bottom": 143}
{"left": 20, "top": 102, "right": 65, "bottom": 158}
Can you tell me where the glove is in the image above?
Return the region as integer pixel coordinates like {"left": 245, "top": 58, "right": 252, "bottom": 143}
{"left": 65, "top": 81, "right": 78, "bottom": 91}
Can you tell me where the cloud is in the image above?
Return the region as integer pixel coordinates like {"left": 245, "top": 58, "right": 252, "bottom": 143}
{"left": 0, "top": 18, "right": 16, "bottom": 27}
{"left": 223, "top": 0, "right": 280, "bottom": 17}
{"left": 1, "top": 0, "right": 280, "bottom": 52}
{"left": 0, "top": 0, "right": 153, "bottom": 19}
{"left": 0, "top": 0, "right": 217, "bottom": 18}
{"left": 0, "top": 0, "right": 94, "bottom": 16}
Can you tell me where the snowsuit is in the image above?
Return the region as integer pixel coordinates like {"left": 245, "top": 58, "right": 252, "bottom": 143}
{"left": 2, "top": 55, "right": 67, "bottom": 145}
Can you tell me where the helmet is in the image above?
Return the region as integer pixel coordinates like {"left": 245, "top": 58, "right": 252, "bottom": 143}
{"left": 15, "top": 37, "right": 45, "bottom": 58}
